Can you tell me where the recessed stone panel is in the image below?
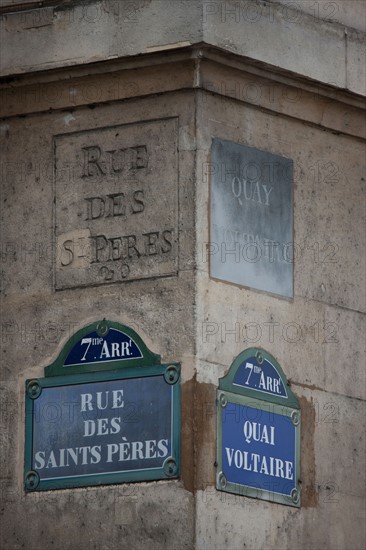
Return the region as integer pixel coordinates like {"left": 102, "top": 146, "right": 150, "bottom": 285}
{"left": 54, "top": 118, "right": 178, "bottom": 289}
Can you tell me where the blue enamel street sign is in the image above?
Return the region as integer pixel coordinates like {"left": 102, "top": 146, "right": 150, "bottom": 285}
{"left": 217, "top": 348, "right": 301, "bottom": 507}
{"left": 24, "top": 320, "right": 180, "bottom": 492}
{"left": 63, "top": 328, "right": 143, "bottom": 367}
{"left": 232, "top": 354, "right": 287, "bottom": 398}
{"left": 32, "top": 377, "right": 173, "bottom": 480}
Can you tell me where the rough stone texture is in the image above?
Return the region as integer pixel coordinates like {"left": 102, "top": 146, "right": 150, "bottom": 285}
{"left": 196, "top": 92, "right": 366, "bottom": 313}
{"left": 271, "top": 0, "right": 366, "bottom": 33}
{"left": 195, "top": 285, "right": 366, "bottom": 401}
{"left": 0, "top": 0, "right": 203, "bottom": 76}
{"left": 1, "top": 1, "right": 365, "bottom": 96}
{"left": 194, "top": 387, "right": 365, "bottom": 550}
{"left": 194, "top": 82, "right": 365, "bottom": 548}
{"left": 0, "top": 14, "right": 365, "bottom": 550}
{"left": 196, "top": 488, "right": 365, "bottom": 550}
{"left": 0, "top": 90, "right": 197, "bottom": 550}
{"left": 347, "top": 28, "right": 366, "bottom": 96}
{"left": 1, "top": 481, "right": 194, "bottom": 550}
{"left": 54, "top": 118, "right": 179, "bottom": 289}
{"left": 2, "top": 0, "right": 364, "bottom": 34}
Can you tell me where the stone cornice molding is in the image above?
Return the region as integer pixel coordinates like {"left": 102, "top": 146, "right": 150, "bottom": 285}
{"left": 1, "top": 45, "right": 365, "bottom": 139}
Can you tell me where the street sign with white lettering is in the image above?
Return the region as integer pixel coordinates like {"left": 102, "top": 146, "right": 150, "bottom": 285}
{"left": 216, "top": 348, "right": 301, "bottom": 507}
{"left": 63, "top": 328, "right": 143, "bottom": 367}
{"left": 233, "top": 356, "right": 287, "bottom": 398}
{"left": 24, "top": 320, "right": 180, "bottom": 492}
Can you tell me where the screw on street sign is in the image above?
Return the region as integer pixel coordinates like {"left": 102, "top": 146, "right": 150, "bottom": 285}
{"left": 24, "top": 320, "right": 180, "bottom": 492}
{"left": 216, "top": 348, "right": 301, "bottom": 507}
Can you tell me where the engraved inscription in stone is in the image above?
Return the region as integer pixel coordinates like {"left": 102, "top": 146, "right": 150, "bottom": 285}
{"left": 210, "top": 138, "right": 293, "bottom": 298}
{"left": 54, "top": 119, "right": 178, "bottom": 289}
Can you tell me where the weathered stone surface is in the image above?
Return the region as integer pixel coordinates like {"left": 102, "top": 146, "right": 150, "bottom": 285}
{"left": 0, "top": 90, "right": 196, "bottom": 549}
{"left": 0, "top": 382, "right": 18, "bottom": 480}
{"left": 195, "top": 272, "right": 366, "bottom": 401}
{"left": 1, "top": 28, "right": 365, "bottom": 550}
{"left": 193, "top": 79, "right": 364, "bottom": 550}
{"left": 0, "top": 93, "right": 195, "bottom": 298}
{"left": 0, "top": 481, "right": 194, "bottom": 550}
{"left": 195, "top": 386, "right": 365, "bottom": 550}
{"left": 196, "top": 92, "right": 366, "bottom": 313}
{"left": 346, "top": 28, "right": 366, "bottom": 96}
{"left": 54, "top": 118, "right": 178, "bottom": 289}
{"left": 198, "top": 59, "right": 366, "bottom": 140}
{"left": 0, "top": 0, "right": 203, "bottom": 76}
{"left": 1, "top": 1, "right": 365, "bottom": 97}
{"left": 271, "top": 0, "right": 366, "bottom": 33}
{"left": 195, "top": 488, "right": 365, "bottom": 550}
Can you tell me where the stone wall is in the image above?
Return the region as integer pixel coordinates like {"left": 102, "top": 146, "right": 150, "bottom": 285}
{"left": 1, "top": 2, "right": 365, "bottom": 549}
{"left": 1, "top": 73, "right": 198, "bottom": 549}
{"left": 194, "top": 73, "right": 365, "bottom": 548}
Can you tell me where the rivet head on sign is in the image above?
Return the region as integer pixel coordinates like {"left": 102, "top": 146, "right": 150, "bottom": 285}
{"left": 25, "top": 470, "right": 40, "bottom": 491}
{"left": 26, "top": 379, "right": 41, "bottom": 400}
{"left": 291, "top": 488, "right": 300, "bottom": 504}
{"left": 255, "top": 351, "right": 264, "bottom": 365}
{"left": 97, "top": 319, "right": 109, "bottom": 337}
{"left": 164, "top": 365, "right": 179, "bottom": 385}
{"left": 163, "top": 457, "right": 177, "bottom": 477}
{"left": 219, "top": 393, "right": 227, "bottom": 408}
{"left": 291, "top": 410, "right": 300, "bottom": 426}
{"left": 218, "top": 472, "right": 227, "bottom": 489}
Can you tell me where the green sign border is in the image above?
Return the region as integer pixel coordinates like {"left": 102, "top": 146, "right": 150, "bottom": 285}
{"left": 218, "top": 347, "right": 299, "bottom": 407}
{"left": 24, "top": 320, "right": 181, "bottom": 492}
{"left": 216, "top": 347, "right": 301, "bottom": 507}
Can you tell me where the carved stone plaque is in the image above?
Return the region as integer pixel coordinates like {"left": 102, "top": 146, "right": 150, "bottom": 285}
{"left": 54, "top": 118, "right": 178, "bottom": 289}
{"left": 210, "top": 138, "right": 293, "bottom": 298}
